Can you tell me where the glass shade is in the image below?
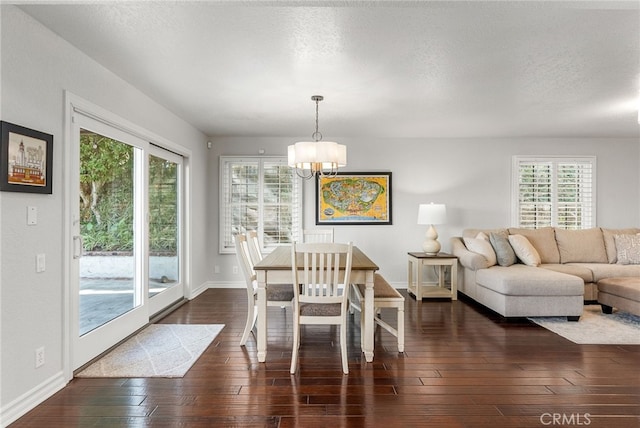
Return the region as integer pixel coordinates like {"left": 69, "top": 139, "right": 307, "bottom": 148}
{"left": 287, "top": 141, "right": 347, "bottom": 170}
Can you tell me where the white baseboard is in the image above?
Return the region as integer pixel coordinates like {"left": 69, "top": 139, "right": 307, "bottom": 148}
{"left": 208, "top": 281, "right": 245, "bottom": 289}
{"left": 206, "top": 281, "right": 406, "bottom": 290}
{"left": 189, "top": 281, "right": 212, "bottom": 299}
{"left": 391, "top": 282, "right": 408, "bottom": 289}
{"left": 1, "top": 371, "right": 66, "bottom": 427}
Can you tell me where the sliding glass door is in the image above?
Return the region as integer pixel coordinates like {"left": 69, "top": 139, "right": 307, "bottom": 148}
{"left": 77, "top": 129, "right": 141, "bottom": 336}
{"left": 69, "top": 109, "right": 184, "bottom": 370}
{"left": 148, "top": 146, "right": 183, "bottom": 316}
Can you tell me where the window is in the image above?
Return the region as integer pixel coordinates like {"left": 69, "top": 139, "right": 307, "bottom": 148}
{"left": 220, "top": 156, "right": 302, "bottom": 253}
{"left": 512, "top": 156, "right": 596, "bottom": 229}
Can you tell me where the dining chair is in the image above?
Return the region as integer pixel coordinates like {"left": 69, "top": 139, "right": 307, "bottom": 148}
{"left": 290, "top": 241, "right": 353, "bottom": 374}
{"left": 235, "top": 233, "right": 294, "bottom": 346}
{"left": 302, "top": 228, "right": 334, "bottom": 243}
{"left": 246, "top": 230, "right": 263, "bottom": 266}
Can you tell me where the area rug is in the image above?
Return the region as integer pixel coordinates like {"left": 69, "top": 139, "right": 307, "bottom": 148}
{"left": 76, "top": 324, "right": 224, "bottom": 378}
{"left": 529, "top": 305, "right": 640, "bottom": 345}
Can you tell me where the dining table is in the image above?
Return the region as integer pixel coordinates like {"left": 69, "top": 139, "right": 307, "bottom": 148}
{"left": 253, "top": 245, "right": 379, "bottom": 363}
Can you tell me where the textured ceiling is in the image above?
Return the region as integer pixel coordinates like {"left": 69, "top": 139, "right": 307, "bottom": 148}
{"left": 19, "top": 1, "right": 640, "bottom": 139}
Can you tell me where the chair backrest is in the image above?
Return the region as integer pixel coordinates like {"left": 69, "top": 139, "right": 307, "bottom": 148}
{"left": 234, "top": 233, "right": 256, "bottom": 291}
{"left": 246, "top": 230, "right": 263, "bottom": 265}
{"left": 291, "top": 242, "right": 353, "bottom": 306}
{"left": 303, "top": 228, "right": 335, "bottom": 243}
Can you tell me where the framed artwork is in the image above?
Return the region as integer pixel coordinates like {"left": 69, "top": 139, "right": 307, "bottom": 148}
{"left": 0, "top": 121, "right": 53, "bottom": 194}
{"left": 316, "top": 171, "right": 392, "bottom": 225}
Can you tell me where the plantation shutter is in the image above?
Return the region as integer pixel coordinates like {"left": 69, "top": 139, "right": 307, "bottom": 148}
{"left": 262, "top": 160, "right": 300, "bottom": 246}
{"left": 513, "top": 157, "right": 595, "bottom": 229}
{"left": 220, "top": 156, "right": 302, "bottom": 253}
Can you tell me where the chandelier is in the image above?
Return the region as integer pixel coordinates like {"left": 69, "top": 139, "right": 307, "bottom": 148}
{"left": 288, "top": 95, "right": 347, "bottom": 179}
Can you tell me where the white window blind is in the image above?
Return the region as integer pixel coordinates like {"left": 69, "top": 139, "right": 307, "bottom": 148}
{"left": 512, "top": 156, "right": 595, "bottom": 229}
{"left": 219, "top": 156, "right": 302, "bottom": 253}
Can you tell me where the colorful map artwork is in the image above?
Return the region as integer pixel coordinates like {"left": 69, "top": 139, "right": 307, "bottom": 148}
{"left": 319, "top": 176, "right": 389, "bottom": 221}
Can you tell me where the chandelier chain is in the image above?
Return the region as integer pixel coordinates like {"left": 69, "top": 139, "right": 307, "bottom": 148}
{"left": 312, "top": 96, "right": 322, "bottom": 142}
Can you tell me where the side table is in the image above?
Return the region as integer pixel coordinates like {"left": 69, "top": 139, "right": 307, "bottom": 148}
{"left": 407, "top": 252, "right": 458, "bottom": 300}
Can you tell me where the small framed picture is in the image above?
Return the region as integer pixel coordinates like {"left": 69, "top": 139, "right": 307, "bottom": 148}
{"left": 316, "top": 171, "right": 392, "bottom": 225}
{"left": 0, "top": 121, "right": 53, "bottom": 194}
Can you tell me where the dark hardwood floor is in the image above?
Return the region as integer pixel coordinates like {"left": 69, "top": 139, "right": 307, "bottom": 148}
{"left": 10, "top": 289, "right": 640, "bottom": 427}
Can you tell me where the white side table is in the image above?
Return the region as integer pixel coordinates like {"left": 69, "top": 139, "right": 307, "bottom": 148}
{"left": 407, "top": 252, "right": 458, "bottom": 300}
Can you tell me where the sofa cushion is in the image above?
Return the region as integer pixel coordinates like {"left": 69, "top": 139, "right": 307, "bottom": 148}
{"left": 597, "top": 277, "right": 640, "bottom": 303}
{"left": 602, "top": 228, "right": 640, "bottom": 263}
{"left": 567, "top": 263, "right": 640, "bottom": 282}
{"left": 555, "top": 228, "right": 607, "bottom": 263}
{"left": 508, "top": 227, "right": 560, "bottom": 264}
{"left": 451, "top": 237, "right": 490, "bottom": 271}
{"left": 598, "top": 277, "right": 640, "bottom": 302}
{"left": 463, "top": 236, "right": 497, "bottom": 267}
{"left": 614, "top": 234, "right": 640, "bottom": 265}
{"left": 508, "top": 235, "right": 541, "bottom": 267}
{"left": 475, "top": 265, "right": 583, "bottom": 296}
{"left": 489, "top": 231, "right": 517, "bottom": 267}
{"left": 540, "top": 263, "right": 594, "bottom": 283}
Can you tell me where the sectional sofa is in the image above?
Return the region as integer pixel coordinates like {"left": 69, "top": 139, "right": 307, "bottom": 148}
{"left": 450, "top": 227, "right": 640, "bottom": 320}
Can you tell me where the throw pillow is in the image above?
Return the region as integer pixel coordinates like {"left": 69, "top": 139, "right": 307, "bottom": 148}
{"left": 476, "top": 231, "right": 489, "bottom": 241}
{"left": 463, "top": 236, "right": 497, "bottom": 267}
{"left": 508, "top": 234, "right": 542, "bottom": 267}
{"left": 603, "top": 228, "right": 640, "bottom": 263}
{"left": 489, "top": 231, "right": 517, "bottom": 267}
{"left": 614, "top": 234, "right": 640, "bottom": 265}
{"left": 507, "top": 227, "right": 560, "bottom": 264}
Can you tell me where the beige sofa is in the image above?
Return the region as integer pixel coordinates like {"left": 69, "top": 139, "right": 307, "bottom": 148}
{"left": 597, "top": 277, "right": 640, "bottom": 317}
{"left": 450, "top": 227, "right": 640, "bottom": 321}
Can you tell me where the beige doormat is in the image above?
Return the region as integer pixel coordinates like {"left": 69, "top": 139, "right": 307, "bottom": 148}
{"left": 76, "top": 324, "right": 224, "bottom": 378}
{"left": 529, "top": 305, "right": 640, "bottom": 345}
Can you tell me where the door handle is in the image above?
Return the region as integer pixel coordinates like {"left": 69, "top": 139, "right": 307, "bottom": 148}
{"left": 73, "top": 235, "right": 83, "bottom": 259}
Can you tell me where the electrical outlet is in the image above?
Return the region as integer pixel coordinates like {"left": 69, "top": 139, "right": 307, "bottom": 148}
{"left": 35, "top": 347, "right": 45, "bottom": 368}
{"left": 232, "top": 266, "right": 239, "bottom": 274}
{"left": 214, "top": 265, "right": 220, "bottom": 274}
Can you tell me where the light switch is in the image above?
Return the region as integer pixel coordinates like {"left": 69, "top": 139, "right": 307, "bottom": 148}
{"left": 27, "top": 206, "right": 37, "bottom": 225}
{"left": 36, "top": 254, "right": 45, "bottom": 273}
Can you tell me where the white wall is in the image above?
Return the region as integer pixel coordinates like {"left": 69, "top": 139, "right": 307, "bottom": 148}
{"left": 208, "top": 136, "right": 640, "bottom": 287}
{"left": 0, "top": 6, "right": 209, "bottom": 425}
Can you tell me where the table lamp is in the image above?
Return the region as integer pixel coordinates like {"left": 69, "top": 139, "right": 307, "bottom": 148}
{"left": 417, "top": 203, "right": 447, "bottom": 255}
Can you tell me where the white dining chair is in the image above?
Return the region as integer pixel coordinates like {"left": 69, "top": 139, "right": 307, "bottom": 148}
{"left": 290, "top": 241, "right": 353, "bottom": 374}
{"left": 246, "top": 230, "right": 263, "bottom": 266}
{"left": 302, "top": 228, "right": 334, "bottom": 243}
{"left": 235, "top": 233, "right": 294, "bottom": 346}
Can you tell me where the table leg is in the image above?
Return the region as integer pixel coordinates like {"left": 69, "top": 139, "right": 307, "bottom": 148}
{"left": 416, "top": 261, "right": 423, "bottom": 300}
{"left": 451, "top": 261, "right": 458, "bottom": 300}
{"left": 256, "top": 271, "right": 267, "bottom": 362}
{"left": 363, "top": 271, "right": 375, "bottom": 362}
{"left": 407, "top": 259, "right": 413, "bottom": 298}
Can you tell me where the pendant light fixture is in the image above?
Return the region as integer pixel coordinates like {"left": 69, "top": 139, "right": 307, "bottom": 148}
{"left": 288, "top": 95, "right": 347, "bottom": 179}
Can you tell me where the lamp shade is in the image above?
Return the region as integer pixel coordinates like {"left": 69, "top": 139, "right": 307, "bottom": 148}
{"left": 417, "top": 203, "right": 447, "bottom": 225}
{"left": 288, "top": 95, "right": 346, "bottom": 178}
{"left": 287, "top": 141, "right": 347, "bottom": 169}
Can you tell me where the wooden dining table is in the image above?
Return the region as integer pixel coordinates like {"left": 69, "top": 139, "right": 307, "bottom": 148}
{"left": 253, "top": 245, "right": 379, "bottom": 363}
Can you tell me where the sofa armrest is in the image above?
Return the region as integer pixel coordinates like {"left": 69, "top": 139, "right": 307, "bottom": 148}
{"left": 450, "top": 237, "right": 491, "bottom": 271}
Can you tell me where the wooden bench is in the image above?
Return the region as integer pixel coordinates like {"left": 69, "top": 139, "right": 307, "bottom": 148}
{"left": 350, "top": 273, "right": 405, "bottom": 353}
